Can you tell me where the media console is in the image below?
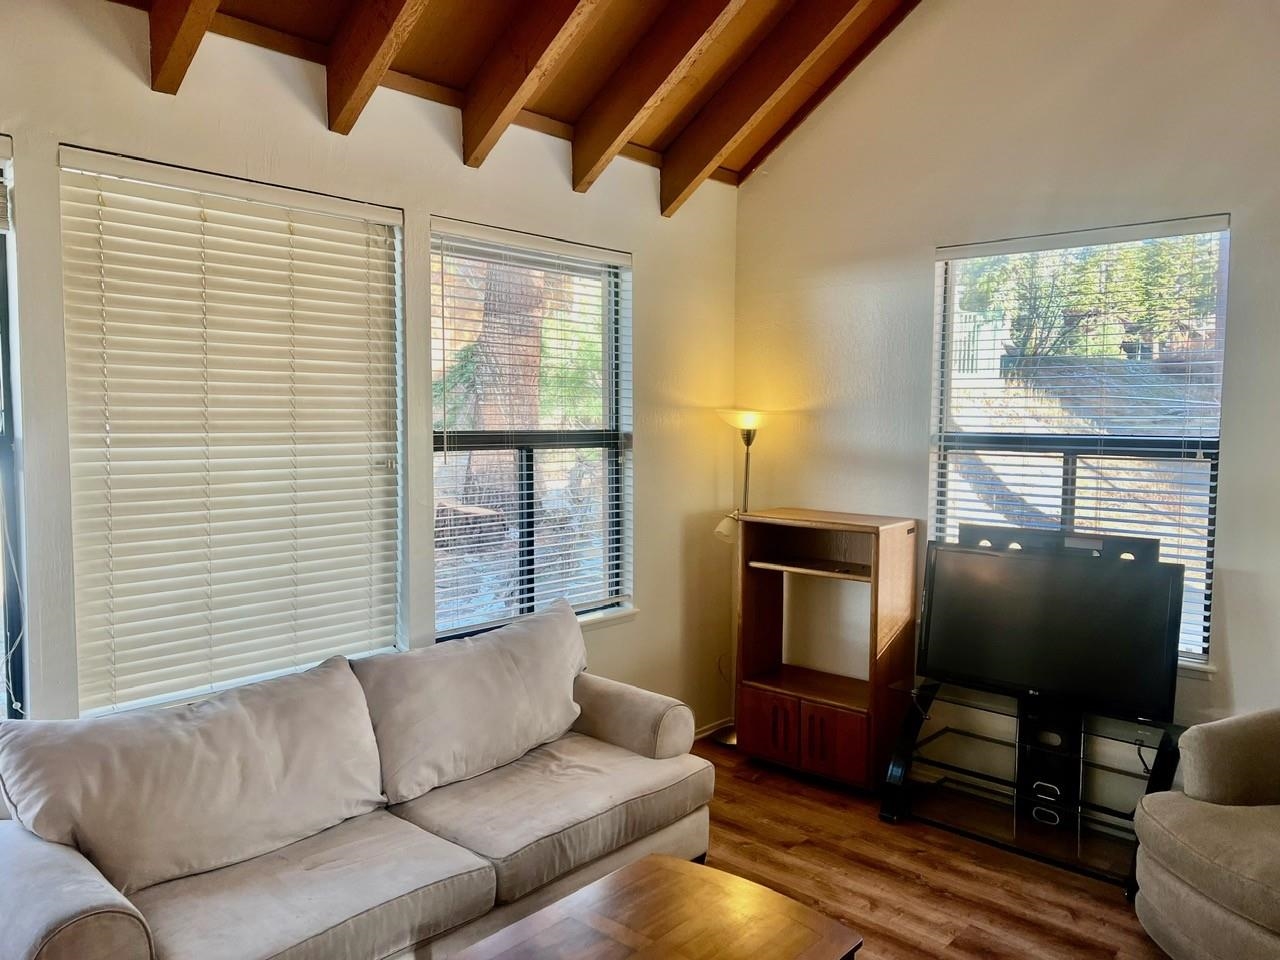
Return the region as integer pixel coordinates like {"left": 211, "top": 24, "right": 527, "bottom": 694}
{"left": 733, "top": 509, "right": 918, "bottom": 789}
{"left": 880, "top": 678, "right": 1183, "bottom": 890}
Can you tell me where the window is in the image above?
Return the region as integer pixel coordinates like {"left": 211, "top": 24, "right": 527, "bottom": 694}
{"left": 0, "top": 141, "right": 22, "bottom": 719}
{"left": 431, "top": 223, "right": 632, "bottom": 637}
{"left": 61, "top": 148, "right": 403, "bottom": 714}
{"left": 931, "top": 217, "right": 1228, "bottom": 662}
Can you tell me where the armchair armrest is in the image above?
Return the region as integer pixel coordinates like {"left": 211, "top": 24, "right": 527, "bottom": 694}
{"left": 0, "top": 822, "right": 152, "bottom": 960}
{"left": 1180, "top": 708, "right": 1280, "bottom": 805}
{"left": 572, "top": 673, "right": 695, "bottom": 759}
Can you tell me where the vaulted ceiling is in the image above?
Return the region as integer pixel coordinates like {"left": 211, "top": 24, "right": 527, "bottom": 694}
{"left": 120, "top": 0, "right": 918, "bottom": 215}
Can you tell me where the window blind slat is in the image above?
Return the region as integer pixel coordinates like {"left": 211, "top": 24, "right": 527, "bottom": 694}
{"left": 62, "top": 159, "right": 403, "bottom": 715}
{"left": 931, "top": 223, "right": 1227, "bottom": 661}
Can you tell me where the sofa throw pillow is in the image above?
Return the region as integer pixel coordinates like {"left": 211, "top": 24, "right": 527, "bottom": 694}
{"left": 0, "top": 656, "right": 384, "bottom": 894}
{"left": 352, "top": 599, "right": 587, "bottom": 803}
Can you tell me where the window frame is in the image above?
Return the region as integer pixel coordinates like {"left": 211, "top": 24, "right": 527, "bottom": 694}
{"left": 931, "top": 233, "right": 1224, "bottom": 665}
{"left": 431, "top": 254, "right": 632, "bottom": 640}
{"left": 0, "top": 235, "right": 24, "bottom": 718}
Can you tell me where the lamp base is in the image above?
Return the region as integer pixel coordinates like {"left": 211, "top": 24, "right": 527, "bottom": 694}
{"left": 710, "top": 724, "right": 737, "bottom": 747}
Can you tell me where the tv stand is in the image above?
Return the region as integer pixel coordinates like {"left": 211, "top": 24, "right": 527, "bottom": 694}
{"left": 880, "top": 679, "right": 1183, "bottom": 889}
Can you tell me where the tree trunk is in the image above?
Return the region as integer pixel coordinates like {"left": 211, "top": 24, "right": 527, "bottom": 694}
{"left": 464, "top": 261, "right": 548, "bottom": 506}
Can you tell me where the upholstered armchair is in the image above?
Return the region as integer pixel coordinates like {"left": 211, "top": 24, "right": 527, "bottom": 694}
{"left": 1134, "top": 708, "right": 1280, "bottom": 959}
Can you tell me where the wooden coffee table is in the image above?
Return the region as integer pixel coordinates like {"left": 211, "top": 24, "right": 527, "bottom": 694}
{"left": 453, "top": 854, "right": 862, "bottom": 959}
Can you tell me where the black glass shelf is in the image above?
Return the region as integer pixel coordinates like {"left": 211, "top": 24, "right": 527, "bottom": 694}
{"left": 894, "top": 678, "right": 1169, "bottom": 747}
{"left": 908, "top": 777, "right": 1136, "bottom": 882}
{"left": 881, "top": 677, "right": 1183, "bottom": 889}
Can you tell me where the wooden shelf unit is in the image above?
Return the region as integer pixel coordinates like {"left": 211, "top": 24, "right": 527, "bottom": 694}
{"left": 735, "top": 508, "right": 919, "bottom": 789}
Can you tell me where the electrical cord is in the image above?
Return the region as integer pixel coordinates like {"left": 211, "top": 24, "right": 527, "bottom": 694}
{"left": 1135, "top": 740, "right": 1152, "bottom": 776}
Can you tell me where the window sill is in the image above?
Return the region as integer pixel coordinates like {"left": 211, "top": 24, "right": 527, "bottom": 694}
{"left": 579, "top": 605, "right": 638, "bottom": 632}
{"left": 1177, "top": 660, "right": 1217, "bottom": 682}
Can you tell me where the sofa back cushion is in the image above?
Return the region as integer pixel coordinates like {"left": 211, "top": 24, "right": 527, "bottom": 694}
{"left": 0, "top": 656, "right": 384, "bottom": 893}
{"left": 352, "top": 599, "right": 587, "bottom": 803}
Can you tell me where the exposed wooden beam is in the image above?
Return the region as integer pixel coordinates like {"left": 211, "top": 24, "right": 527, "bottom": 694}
{"left": 737, "top": 0, "right": 918, "bottom": 183}
{"left": 149, "top": 0, "right": 221, "bottom": 94}
{"left": 462, "top": 0, "right": 606, "bottom": 168}
{"left": 660, "top": 0, "right": 880, "bottom": 216}
{"left": 113, "top": 0, "right": 743, "bottom": 186}
{"left": 327, "top": 0, "right": 431, "bottom": 135}
{"left": 572, "top": 0, "right": 748, "bottom": 193}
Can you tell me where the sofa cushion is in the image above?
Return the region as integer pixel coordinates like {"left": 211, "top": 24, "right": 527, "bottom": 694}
{"left": 391, "top": 732, "right": 715, "bottom": 902}
{"left": 132, "top": 810, "right": 495, "bottom": 960}
{"left": 1136, "top": 791, "right": 1280, "bottom": 933}
{"left": 1180, "top": 709, "right": 1280, "bottom": 806}
{"left": 1135, "top": 849, "right": 1280, "bottom": 960}
{"left": 352, "top": 599, "right": 587, "bottom": 803}
{"left": 0, "top": 657, "right": 384, "bottom": 893}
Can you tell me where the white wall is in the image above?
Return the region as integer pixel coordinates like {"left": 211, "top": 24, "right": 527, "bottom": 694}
{"left": 0, "top": 0, "right": 739, "bottom": 722}
{"left": 735, "top": 0, "right": 1280, "bottom": 723}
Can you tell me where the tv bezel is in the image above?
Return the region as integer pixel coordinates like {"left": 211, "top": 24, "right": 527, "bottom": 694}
{"left": 918, "top": 541, "right": 1184, "bottom": 724}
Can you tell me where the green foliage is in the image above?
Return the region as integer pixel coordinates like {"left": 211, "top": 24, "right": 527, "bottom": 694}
{"left": 538, "top": 301, "right": 604, "bottom": 429}
{"left": 432, "top": 341, "right": 479, "bottom": 431}
{"left": 1105, "top": 234, "right": 1219, "bottom": 351}
{"left": 957, "top": 233, "right": 1221, "bottom": 363}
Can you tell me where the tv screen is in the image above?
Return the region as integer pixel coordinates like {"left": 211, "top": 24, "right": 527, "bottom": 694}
{"left": 919, "top": 542, "right": 1183, "bottom": 722}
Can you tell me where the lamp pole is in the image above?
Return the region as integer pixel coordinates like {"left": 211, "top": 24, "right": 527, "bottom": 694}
{"left": 740, "top": 428, "right": 756, "bottom": 513}
{"left": 713, "top": 410, "right": 764, "bottom": 750}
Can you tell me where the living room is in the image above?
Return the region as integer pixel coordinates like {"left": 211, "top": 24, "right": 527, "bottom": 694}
{"left": 0, "top": 1, "right": 1275, "bottom": 958}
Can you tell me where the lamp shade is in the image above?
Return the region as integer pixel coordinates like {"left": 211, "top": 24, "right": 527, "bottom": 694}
{"left": 717, "top": 408, "right": 764, "bottom": 431}
{"left": 714, "top": 514, "right": 739, "bottom": 543}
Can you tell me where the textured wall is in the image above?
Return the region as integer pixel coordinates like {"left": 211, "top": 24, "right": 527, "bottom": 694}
{"left": 735, "top": 0, "right": 1280, "bottom": 722}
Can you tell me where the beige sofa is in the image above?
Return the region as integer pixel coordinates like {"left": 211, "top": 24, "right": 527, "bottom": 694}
{"left": 1134, "top": 709, "right": 1280, "bottom": 960}
{"left": 0, "top": 601, "right": 714, "bottom": 960}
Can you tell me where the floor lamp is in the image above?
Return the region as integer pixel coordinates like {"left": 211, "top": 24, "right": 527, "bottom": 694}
{"left": 713, "top": 409, "right": 764, "bottom": 745}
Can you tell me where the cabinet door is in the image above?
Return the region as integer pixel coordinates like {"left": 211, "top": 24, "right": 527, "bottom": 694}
{"left": 737, "top": 686, "right": 799, "bottom": 765}
{"left": 800, "top": 702, "right": 869, "bottom": 785}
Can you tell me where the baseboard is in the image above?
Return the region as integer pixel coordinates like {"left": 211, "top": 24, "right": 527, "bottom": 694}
{"left": 695, "top": 718, "right": 733, "bottom": 739}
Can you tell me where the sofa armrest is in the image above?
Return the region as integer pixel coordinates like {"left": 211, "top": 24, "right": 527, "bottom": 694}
{"left": 571, "top": 673, "right": 695, "bottom": 759}
{"left": 1180, "top": 708, "right": 1280, "bottom": 805}
{"left": 0, "top": 822, "right": 152, "bottom": 960}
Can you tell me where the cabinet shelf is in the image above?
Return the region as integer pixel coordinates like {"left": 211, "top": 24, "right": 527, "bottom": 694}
{"left": 744, "top": 664, "right": 871, "bottom": 713}
{"left": 747, "top": 557, "right": 872, "bottom": 582}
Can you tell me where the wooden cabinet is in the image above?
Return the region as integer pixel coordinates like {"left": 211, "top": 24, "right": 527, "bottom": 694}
{"left": 800, "top": 702, "right": 868, "bottom": 785}
{"left": 737, "top": 686, "right": 799, "bottom": 765}
{"left": 734, "top": 508, "right": 918, "bottom": 791}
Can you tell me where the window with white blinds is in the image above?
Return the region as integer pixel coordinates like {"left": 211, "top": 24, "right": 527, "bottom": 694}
{"left": 431, "top": 221, "right": 632, "bottom": 637}
{"left": 931, "top": 217, "right": 1228, "bottom": 662}
{"left": 0, "top": 138, "right": 20, "bottom": 719}
{"left": 61, "top": 149, "right": 403, "bottom": 715}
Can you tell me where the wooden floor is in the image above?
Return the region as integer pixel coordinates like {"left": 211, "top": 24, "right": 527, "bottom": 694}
{"left": 695, "top": 740, "right": 1166, "bottom": 960}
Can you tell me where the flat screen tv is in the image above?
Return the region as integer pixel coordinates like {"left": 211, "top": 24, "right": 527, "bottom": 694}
{"left": 919, "top": 542, "right": 1184, "bottom": 723}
